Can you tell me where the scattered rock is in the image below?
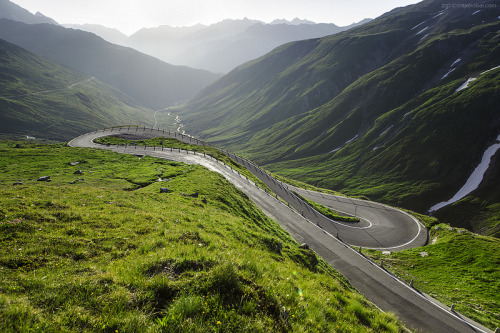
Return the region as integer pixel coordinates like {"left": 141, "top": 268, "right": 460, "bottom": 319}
{"left": 299, "top": 243, "right": 309, "bottom": 249}
{"left": 14, "top": 144, "right": 23, "bottom": 148}
{"left": 13, "top": 181, "right": 23, "bottom": 186}
{"left": 419, "top": 252, "right": 429, "bottom": 257}
{"left": 448, "top": 227, "right": 455, "bottom": 231}
{"left": 432, "top": 237, "right": 438, "bottom": 244}
{"left": 160, "top": 188, "right": 172, "bottom": 193}
{"left": 182, "top": 192, "right": 199, "bottom": 198}
{"left": 69, "top": 181, "right": 75, "bottom": 184}
{"left": 69, "top": 162, "right": 80, "bottom": 166}
{"left": 382, "top": 251, "right": 391, "bottom": 256}
{"left": 434, "top": 226, "right": 442, "bottom": 231}
{"left": 457, "top": 229, "right": 466, "bottom": 234}
{"left": 202, "top": 196, "right": 207, "bottom": 204}
{"left": 37, "top": 176, "right": 51, "bottom": 182}
{"left": 74, "top": 170, "right": 84, "bottom": 175}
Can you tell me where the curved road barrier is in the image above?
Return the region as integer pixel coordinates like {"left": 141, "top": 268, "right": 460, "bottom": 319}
{"left": 68, "top": 126, "right": 492, "bottom": 333}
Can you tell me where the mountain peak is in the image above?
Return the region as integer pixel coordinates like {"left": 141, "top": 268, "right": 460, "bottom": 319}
{"left": 34, "top": 11, "right": 58, "bottom": 24}
{"left": 0, "top": 0, "right": 58, "bottom": 25}
{"left": 270, "top": 18, "right": 316, "bottom": 25}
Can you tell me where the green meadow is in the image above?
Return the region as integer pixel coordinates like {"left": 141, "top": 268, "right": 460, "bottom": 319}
{"left": 364, "top": 225, "right": 500, "bottom": 330}
{"left": 0, "top": 141, "right": 404, "bottom": 332}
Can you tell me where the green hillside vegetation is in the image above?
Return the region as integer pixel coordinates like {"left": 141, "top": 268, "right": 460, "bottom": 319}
{"left": 0, "top": 141, "right": 405, "bottom": 332}
{"left": 0, "top": 38, "right": 153, "bottom": 140}
{"left": 0, "top": 19, "right": 222, "bottom": 110}
{"left": 179, "top": 0, "right": 500, "bottom": 235}
{"left": 364, "top": 224, "right": 500, "bottom": 330}
{"left": 267, "top": 68, "right": 500, "bottom": 219}
{"left": 93, "top": 135, "right": 271, "bottom": 192}
{"left": 291, "top": 192, "right": 359, "bottom": 223}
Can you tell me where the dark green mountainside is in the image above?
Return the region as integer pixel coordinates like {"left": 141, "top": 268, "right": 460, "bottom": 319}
{"left": 0, "top": 19, "right": 222, "bottom": 109}
{"left": 0, "top": 38, "right": 153, "bottom": 140}
{"left": 179, "top": 0, "right": 500, "bottom": 236}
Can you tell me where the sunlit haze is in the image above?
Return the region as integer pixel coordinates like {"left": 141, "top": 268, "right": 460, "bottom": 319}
{"left": 11, "top": 0, "right": 422, "bottom": 35}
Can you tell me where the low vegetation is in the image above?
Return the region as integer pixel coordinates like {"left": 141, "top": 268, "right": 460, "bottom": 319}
{"left": 0, "top": 141, "right": 405, "bottom": 332}
{"left": 93, "top": 135, "right": 271, "bottom": 192}
{"left": 364, "top": 224, "right": 500, "bottom": 330}
{"left": 0, "top": 39, "right": 153, "bottom": 141}
{"left": 292, "top": 192, "right": 359, "bottom": 223}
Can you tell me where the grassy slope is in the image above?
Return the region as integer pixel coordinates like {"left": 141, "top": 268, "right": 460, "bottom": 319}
{"left": 178, "top": 0, "right": 500, "bottom": 235}
{"left": 0, "top": 141, "right": 404, "bottom": 332}
{"left": 0, "top": 38, "right": 153, "bottom": 140}
{"left": 93, "top": 135, "right": 273, "bottom": 193}
{"left": 364, "top": 224, "right": 500, "bottom": 330}
{"left": 266, "top": 67, "right": 500, "bottom": 227}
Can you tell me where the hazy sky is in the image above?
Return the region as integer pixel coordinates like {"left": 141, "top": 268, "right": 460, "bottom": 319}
{"left": 11, "top": 0, "right": 422, "bottom": 35}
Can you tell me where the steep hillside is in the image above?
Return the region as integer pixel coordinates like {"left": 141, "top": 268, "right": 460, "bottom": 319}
{"left": 179, "top": 0, "right": 500, "bottom": 235}
{"left": 0, "top": 38, "right": 153, "bottom": 140}
{"left": 0, "top": 19, "right": 222, "bottom": 109}
{"left": 0, "top": 141, "right": 405, "bottom": 332}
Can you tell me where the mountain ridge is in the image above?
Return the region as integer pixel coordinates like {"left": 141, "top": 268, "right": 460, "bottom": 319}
{"left": 0, "top": 37, "right": 153, "bottom": 140}
{"left": 178, "top": 0, "right": 500, "bottom": 236}
{"left": 0, "top": 0, "right": 57, "bottom": 25}
{"left": 0, "top": 18, "right": 222, "bottom": 109}
{"left": 80, "top": 18, "right": 370, "bottom": 73}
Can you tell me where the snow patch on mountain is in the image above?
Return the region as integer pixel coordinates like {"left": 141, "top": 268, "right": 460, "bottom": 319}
{"left": 480, "top": 65, "right": 500, "bottom": 75}
{"left": 379, "top": 126, "right": 393, "bottom": 137}
{"left": 451, "top": 58, "right": 461, "bottom": 67}
{"left": 411, "top": 21, "right": 426, "bottom": 30}
{"left": 432, "top": 10, "right": 446, "bottom": 19}
{"left": 455, "top": 77, "right": 477, "bottom": 91}
{"left": 419, "top": 33, "right": 429, "bottom": 42}
{"left": 429, "top": 134, "right": 500, "bottom": 212}
{"left": 345, "top": 135, "right": 359, "bottom": 145}
{"left": 441, "top": 68, "right": 456, "bottom": 80}
{"left": 455, "top": 65, "right": 499, "bottom": 91}
{"left": 416, "top": 27, "right": 428, "bottom": 35}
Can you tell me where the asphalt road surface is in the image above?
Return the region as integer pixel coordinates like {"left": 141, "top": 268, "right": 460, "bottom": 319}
{"left": 68, "top": 127, "right": 492, "bottom": 333}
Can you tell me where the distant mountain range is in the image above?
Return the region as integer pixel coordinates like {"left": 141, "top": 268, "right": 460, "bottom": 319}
{"left": 0, "top": 38, "right": 153, "bottom": 140}
{"left": 71, "top": 18, "right": 372, "bottom": 73}
{"left": 1, "top": 0, "right": 370, "bottom": 74}
{"left": 178, "top": 0, "right": 500, "bottom": 236}
{"left": 0, "top": 19, "right": 222, "bottom": 109}
{"left": 63, "top": 23, "right": 128, "bottom": 45}
{"left": 0, "top": 0, "right": 57, "bottom": 25}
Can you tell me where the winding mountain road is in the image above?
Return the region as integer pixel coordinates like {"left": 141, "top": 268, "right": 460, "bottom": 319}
{"left": 68, "top": 127, "right": 492, "bottom": 333}
{"left": 4, "top": 76, "right": 95, "bottom": 99}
